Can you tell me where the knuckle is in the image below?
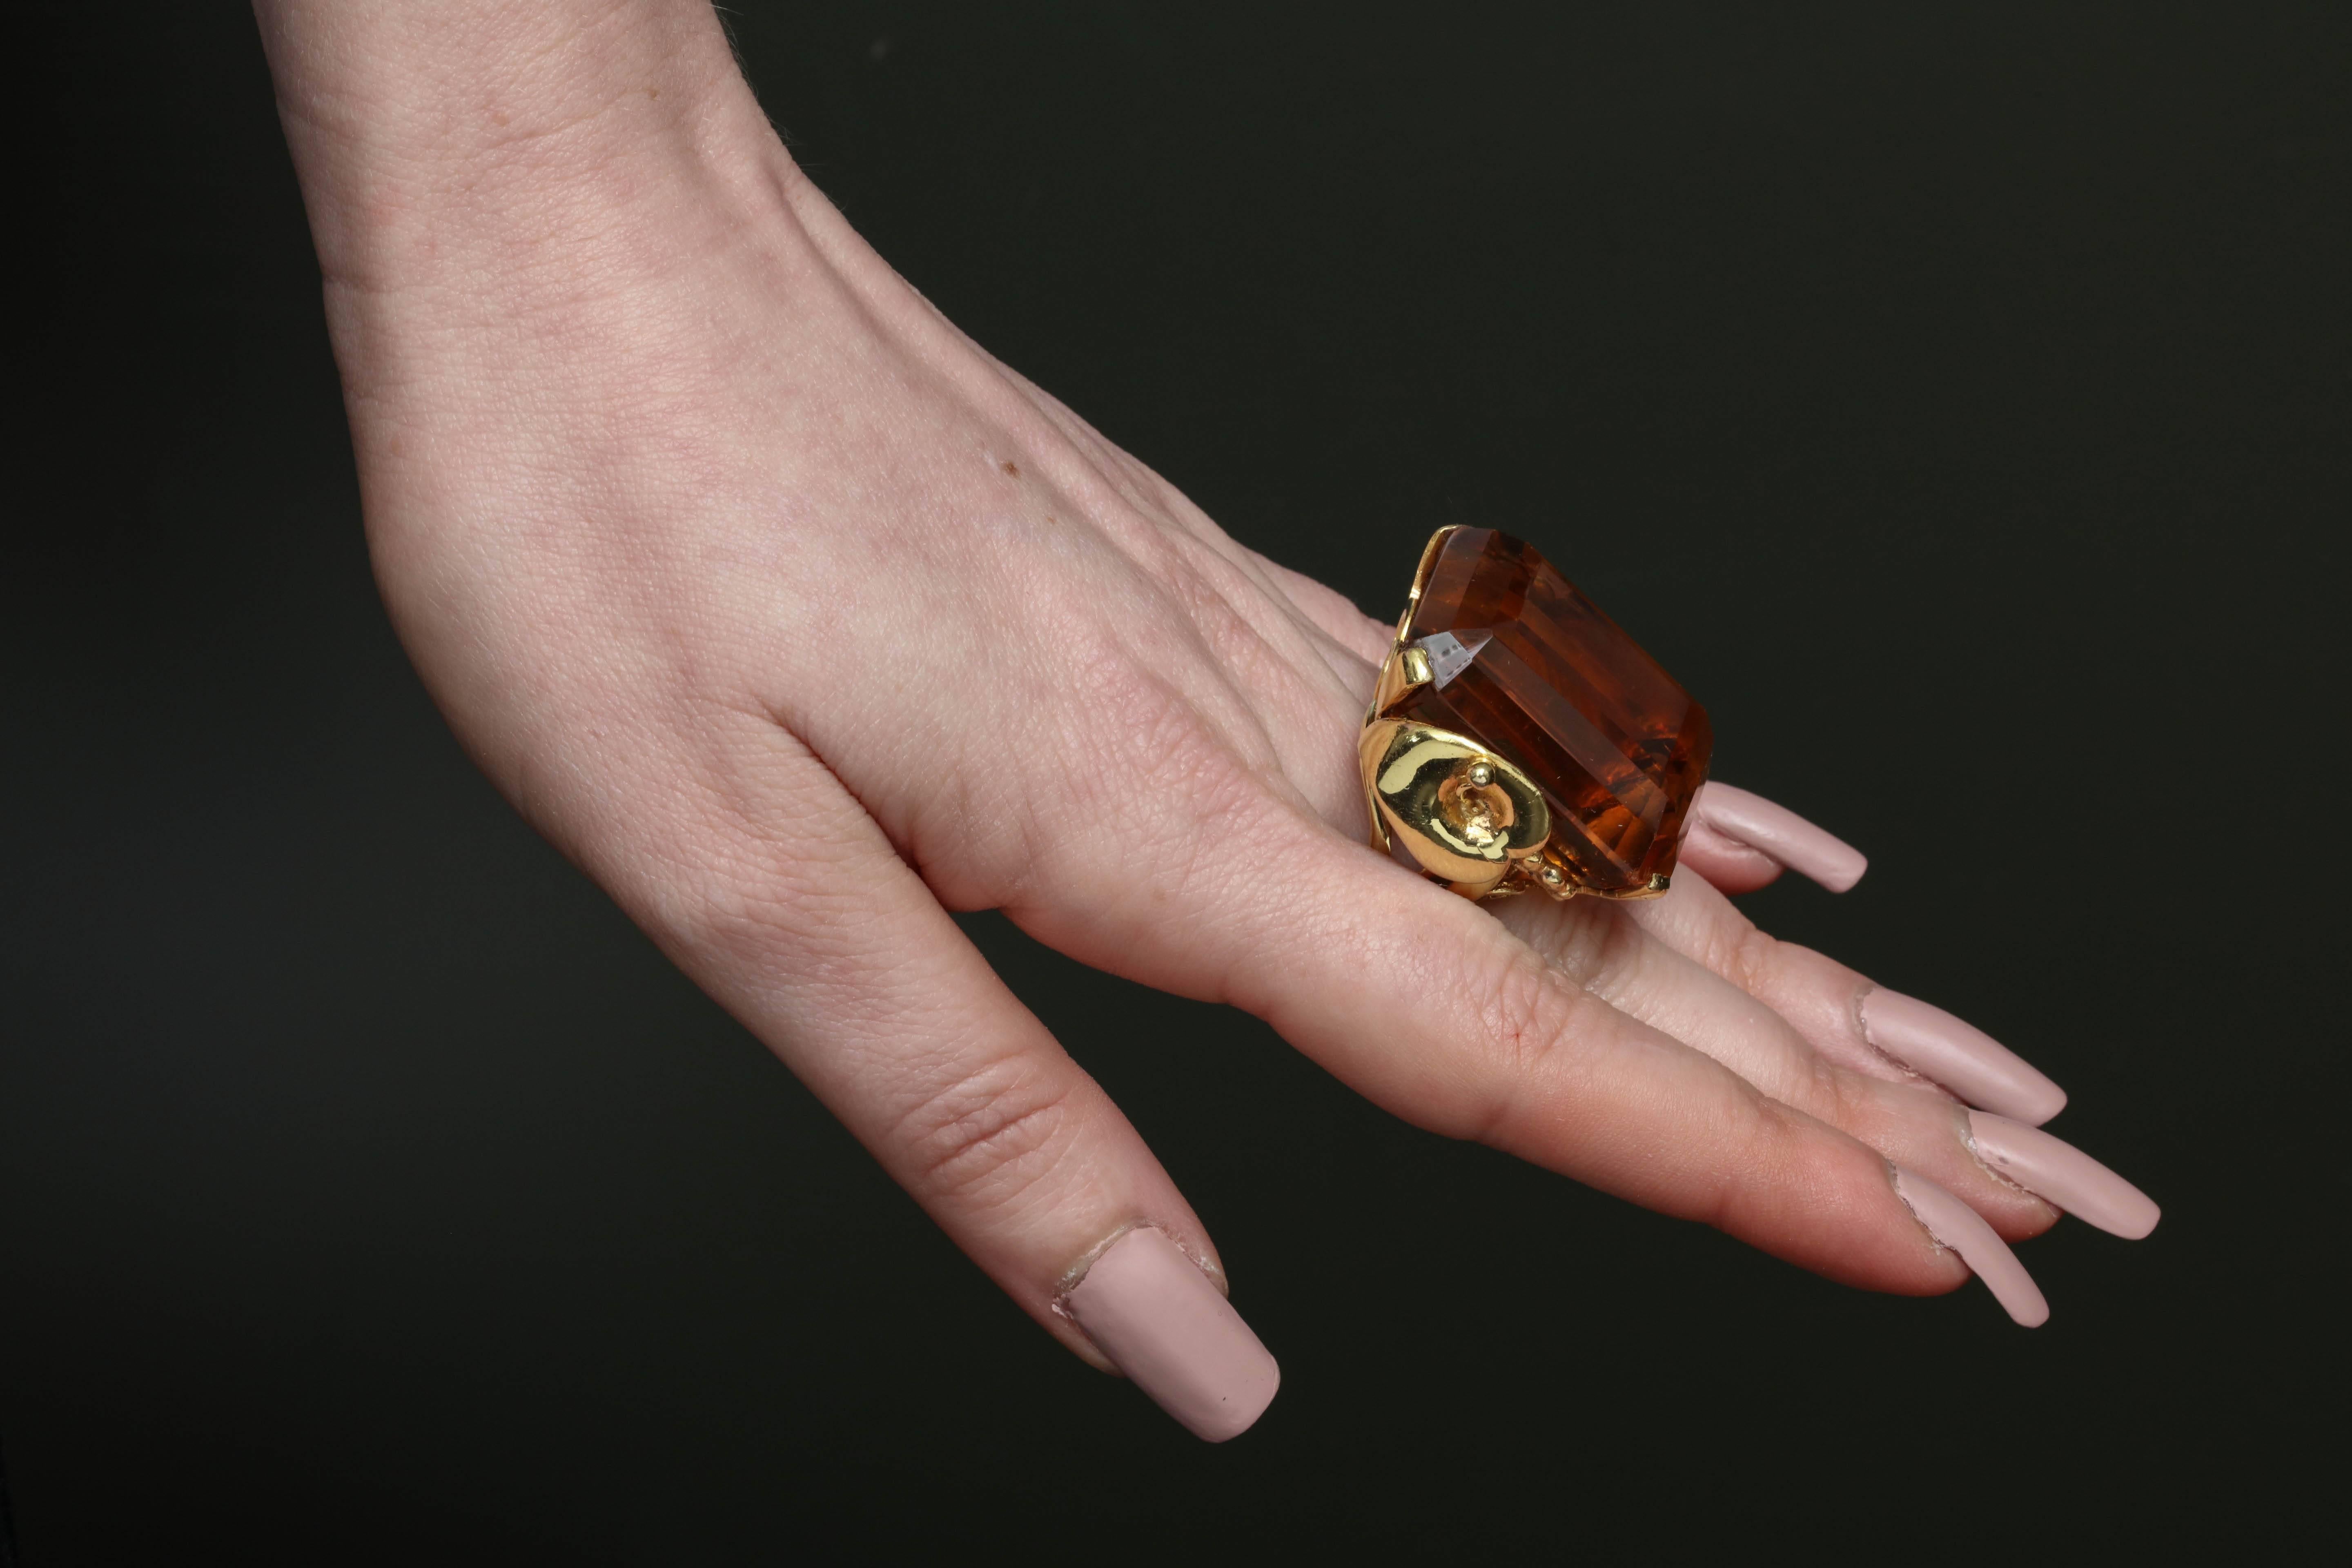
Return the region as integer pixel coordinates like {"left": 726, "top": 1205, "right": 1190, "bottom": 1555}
{"left": 1698, "top": 1092, "right": 1815, "bottom": 1234}
{"left": 631, "top": 747, "right": 900, "bottom": 983}
{"left": 1724, "top": 923, "right": 1784, "bottom": 998}
{"left": 893, "top": 1051, "right": 1083, "bottom": 1210}
{"left": 1019, "top": 672, "right": 1286, "bottom": 893}
{"left": 1807, "top": 1047, "right": 1904, "bottom": 1147}
{"left": 666, "top": 839, "right": 891, "bottom": 993}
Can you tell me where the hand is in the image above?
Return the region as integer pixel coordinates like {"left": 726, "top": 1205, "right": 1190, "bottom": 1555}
{"left": 255, "top": 0, "right": 2155, "bottom": 1439}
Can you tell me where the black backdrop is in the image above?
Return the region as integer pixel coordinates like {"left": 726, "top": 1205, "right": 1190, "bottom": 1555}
{"left": 7, "top": 2, "right": 2345, "bottom": 1560}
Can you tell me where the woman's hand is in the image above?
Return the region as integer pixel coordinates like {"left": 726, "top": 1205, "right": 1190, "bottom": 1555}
{"left": 255, "top": 0, "right": 2154, "bottom": 1439}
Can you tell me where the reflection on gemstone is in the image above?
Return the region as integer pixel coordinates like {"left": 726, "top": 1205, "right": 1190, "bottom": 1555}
{"left": 1395, "top": 528, "right": 1711, "bottom": 893}
{"left": 1414, "top": 629, "right": 1486, "bottom": 689}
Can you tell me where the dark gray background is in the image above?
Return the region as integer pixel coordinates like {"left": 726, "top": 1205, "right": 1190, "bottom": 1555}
{"left": 7, "top": 2, "right": 2343, "bottom": 1560}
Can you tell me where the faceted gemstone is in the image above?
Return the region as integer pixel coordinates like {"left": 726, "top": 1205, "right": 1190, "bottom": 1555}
{"left": 1399, "top": 528, "right": 1712, "bottom": 893}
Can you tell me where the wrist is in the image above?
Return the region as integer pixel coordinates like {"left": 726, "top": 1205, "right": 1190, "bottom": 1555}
{"left": 253, "top": 0, "right": 791, "bottom": 302}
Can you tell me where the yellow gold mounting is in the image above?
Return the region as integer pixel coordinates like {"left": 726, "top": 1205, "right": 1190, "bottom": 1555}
{"left": 1391, "top": 524, "right": 1460, "bottom": 650}
{"left": 1360, "top": 718, "right": 1549, "bottom": 900}
{"left": 1362, "top": 524, "right": 1676, "bottom": 906}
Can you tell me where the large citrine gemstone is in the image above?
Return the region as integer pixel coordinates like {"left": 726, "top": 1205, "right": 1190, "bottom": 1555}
{"left": 1398, "top": 528, "right": 1712, "bottom": 894}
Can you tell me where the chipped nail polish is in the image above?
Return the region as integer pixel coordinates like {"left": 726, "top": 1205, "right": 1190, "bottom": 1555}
{"left": 1893, "top": 1166, "right": 2050, "bottom": 1327}
{"left": 1968, "top": 1111, "right": 2160, "bottom": 1240}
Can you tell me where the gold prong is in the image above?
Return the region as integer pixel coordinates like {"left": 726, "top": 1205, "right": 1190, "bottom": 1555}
{"left": 1368, "top": 644, "right": 1420, "bottom": 719}
{"left": 1392, "top": 525, "right": 1461, "bottom": 644}
{"left": 1369, "top": 638, "right": 1441, "bottom": 722}
{"left": 1408, "top": 526, "right": 1459, "bottom": 606}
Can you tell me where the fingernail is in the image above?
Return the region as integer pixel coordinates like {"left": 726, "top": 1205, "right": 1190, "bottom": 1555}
{"left": 1682, "top": 817, "right": 1786, "bottom": 886}
{"left": 1861, "top": 988, "right": 2068, "bottom": 1126}
{"left": 1062, "top": 1227, "right": 1280, "bottom": 1442}
{"left": 1893, "top": 1166, "right": 2050, "bottom": 1327}
{"left": 1692, "top": 783, "right": 1869, "bottom": 892}
{"left": 1968, "top": 1111, "right": 2160, "bottom": 1240}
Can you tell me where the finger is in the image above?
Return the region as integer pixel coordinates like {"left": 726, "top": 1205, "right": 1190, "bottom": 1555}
{"left": 1965, "top": 1111, "right": 2160, "bottom": 1239}
{"left": 1678, "top": 815, "right": 1788, "bottom": 893}
{"left": 1496, "top": 894, "right": 2155, "bottom": 1240}
{"left": 589, "top": 724, "right": 1280, "bottom": 1441}
{"left": 1620, "top": 867, "right": 2070, "bottom": 1125}
{"left": 1011, "top": 806, "right": 2002, "bottom": 1312}
{"left": 1893, "top": 1168, "right": 2049, "bottom": 1326}
{"left": 1679, "top": 782, "right": 1869, "bottom": 893}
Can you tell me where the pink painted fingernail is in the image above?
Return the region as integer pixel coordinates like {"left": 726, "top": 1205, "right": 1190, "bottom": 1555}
{"left": 1062, "top": 1227, "right": 1280, "bottom": 1442}
{"left": 1681, "top": 817, "right": 1786, "bottom": 887}
{"left": 1893, "top": 1166, "right": 2050, "bottom": 1327}
{"left": 1968, "top": 1111, "right": 2160, "bottom": 1240}
{"left": 1692, "top": 783, "right": 1869, "bottom": 892}
{"left": 1861, "top": 988, "right": 2068, "bottom": 1126}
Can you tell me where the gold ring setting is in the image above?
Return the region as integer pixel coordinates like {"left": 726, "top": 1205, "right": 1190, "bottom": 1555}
{"left": 1362, "top": 527, "right": 1715, "bottom": 903}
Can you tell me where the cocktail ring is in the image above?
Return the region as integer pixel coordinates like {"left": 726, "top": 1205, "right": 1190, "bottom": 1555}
{"left": 1361, "top": 527, "right": 1714, "bottom": 902}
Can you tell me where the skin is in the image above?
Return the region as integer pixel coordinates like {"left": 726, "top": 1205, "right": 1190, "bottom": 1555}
{"left": 251, "top": 0, "right": 2073, "bottom": 1380}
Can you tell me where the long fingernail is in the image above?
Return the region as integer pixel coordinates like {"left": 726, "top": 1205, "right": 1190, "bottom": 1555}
{"left": 1692, "top": 783, "right": 1869, "bottom": 892}
{"left": 1968, "top": 1111, "right": 2160, "bottom": 1240}
{"left": 1861, "top": 988, "right": 2068, "bottom": 1126}
{"left": 1062, "top": 1227, "right": 1280, "bottom": 1442}
{"left": 1893, "top": 1167, "right": 2050, "bottom": 1327}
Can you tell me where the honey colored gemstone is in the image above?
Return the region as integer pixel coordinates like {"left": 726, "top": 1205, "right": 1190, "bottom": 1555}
{"left": 1399, "top": 528, "right": 1712, "bottom": 893}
